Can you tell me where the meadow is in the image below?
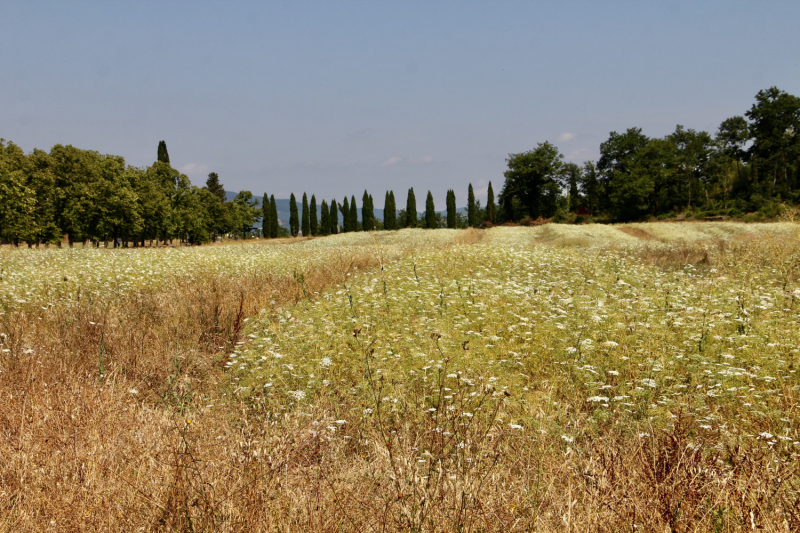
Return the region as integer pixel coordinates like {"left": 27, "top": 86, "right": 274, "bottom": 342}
{"left": 1, "top": 223, "right": 799, "bottom": 532}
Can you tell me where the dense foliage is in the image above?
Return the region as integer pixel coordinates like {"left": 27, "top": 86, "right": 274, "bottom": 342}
{"left": 3, "top": 88, "right": 798, "bottom": 246}
{"left": 500, "top": 87, "right": 800, "bottom": 222}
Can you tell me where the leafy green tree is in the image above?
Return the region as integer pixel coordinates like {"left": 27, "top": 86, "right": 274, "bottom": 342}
{"left": 157, "top": 140, "right": 170, "bottom": 164}
{"left": 716, "top": 116, "right": 751, "bottom": 202}
{"left": 301, "top": 193, "right": 310, "bottom": 236}
{"left": 579, "top": 162, "right": 600, "bottom": 214}
{"left": 565, "top": 163, "right": 581, "bottom": 212}
{"left": 0, "top": 140, "right": 36, "bottom": 245}
{"left": 341, "top": 196, "right": 350, "bottom": 232}
{"left": 310, "top": 194, "right": 318, "bottom": 235}
{"left": 93, "top": 154, "right": 142, "bottom": 245}
{"left": 320, "top": 200, "right": 330, "bottom": 236}
{"left": 467, "top": 183, "right": 476, "bottom": 227}
{"left": 269, "top": 195, "right": 278, "bottom": 238}
{"left": 206, "top": 172, "right": 225, "bottom": 201}
{"left": 289, "top": 193, "right": 299, "bottom": 237}
{"left": 196, "top": 173, "right": 227, "bottom": 242}
{"left": 330, "top": 199, "right": 338, "bottom": 234}
{"left": 425, "top": 191, "right": 436, "bottom": 228}
{"left": 501, "top": 142, "right": 565, "bottom": 221}
{"left": 668, "top": 125, "right": 714, "bottom": 210}
{"left": 446, "top": 189, "right": 456, "bottom": 228}
{"left": 405, "top": 187, "right": 417, "bottom": 228}
{"left": 599, "top": 130, "right": 678, "bottom": 220}
{"left": 233, "top": 191, "right": 260, "bottom": 238}
{"left": 485, "top": 182, "right": 496, "bottom": 224}
{"left": 26, "top": 149, "right": 61, "bottom": 246}
{"left": 745, "top": 87, "right": 800, "bottom": 198}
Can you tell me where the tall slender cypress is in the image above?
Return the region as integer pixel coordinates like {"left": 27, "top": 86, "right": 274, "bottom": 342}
{"left": 384, "top": 191, "right": 395, "bottom": 230}
{"left": 330, "top": 199, "right": 338, "bottom": 234}
{"left": 486, "top": 182, "right": 496, "bottom": 224}
{"left": 261, "top": 193, "right": 272, "bottom": 239}
{"left": 405, "top": 188, "right": 417, "bottom": 228}
{"left": 341, "top": 197, "right": 350, "bottom": 232}
{"left": 425, "top": 191, "right": 436, "bottom": 229}
{"left": 157, "top": 140, "right": 170, "bottom": 164}
{"left": 467, "top": 184, "right": 476, "bottom": 227}
{"left": 320, "top": 200, "right": 330, "bottom": 236}
{"left": 446, "top": 189, "right": 456, "bottom": 229}
{"left": 349, "top": 195, "right": 359, "bottom": 231}
{"left": 270, "top": 195, "right": 278, "bottom": 237}
{"left": 310, "top": 195, "right": 318, "bottom": 236}
{"left": 301, "top": 193, "right": 310, "bottom": 237}
{"left": 289, "top": 193, "right": 299, "bottom": 237}
{"left": 390, "top": 191, "right": 398, "bottom": 229}
{"left": 362, "top": 190, "right": 371, "bottom": 231}
{"left": 369, "top": 194, "right": 375, "bottom": 229}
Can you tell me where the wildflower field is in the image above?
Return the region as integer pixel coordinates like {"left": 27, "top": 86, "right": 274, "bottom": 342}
{"left": 1, "top": 223, "right": 799, "bottom": 531}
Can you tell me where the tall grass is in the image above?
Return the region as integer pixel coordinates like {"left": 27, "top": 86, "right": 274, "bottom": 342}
{"left": 1, "top": 225, "right": 799, "bottom": 531}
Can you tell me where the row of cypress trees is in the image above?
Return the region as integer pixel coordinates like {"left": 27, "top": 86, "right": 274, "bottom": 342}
{"left": 258, "top": 183, "right": 497, "bottom": 238}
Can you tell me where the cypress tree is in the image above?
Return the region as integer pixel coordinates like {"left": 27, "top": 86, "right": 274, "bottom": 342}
{"left": 157, "top": 140, "right": 170, "bottom": 164}
{"left": 405, "top": 188, "right": 417, "bottom": 228}
{"left": 384, "top": 191, "right": 394, "bottom": 230}
{"left": 362, "top": 190, "right": 371, "bottom": 231}
{"left": 341, "top": 197, "right": 350, "bottom": 232}
{"left": 301, "top": 193, "right": 310, "bottom": 236}
{"left": 261, "top": 193, "right": 272, "bottom": 239}
{"left": 486, "top": 182, "right": 496, "bottom": 224}
{"left": 446, "top": 189, "right": 456, "bottom": 228}
{"left": 310, "top": 195, "right": 318, "bottom": 236}
{"left": 320, "top": 200, "right": 330, "bottom": 236}
{"left": 390, "top": 191, "right": 398, "bottom": 229}
{"left": 425, "top": 191, "right": 436, "bottom": 229}
{"left": 330, "top": 200, "right": 339, "bottom": 234}
{"left": 467, "top": 183, "right": 476, "bottom": 227}
{"left": 270, "top": 195, "right": 278, "bottom": 237}
{"left": 289, "top": 193, "right": 299, "bottom": 237}
{"left": 349, "top": 195, "right": 359, "bottom": 231}
{"left": 369, "top": 194, "right": 375, "bottom": 229}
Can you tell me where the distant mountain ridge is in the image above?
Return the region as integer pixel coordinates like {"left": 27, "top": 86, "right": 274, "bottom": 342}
{"left": 224, "top": 191, "right": 466, "bottom": 228}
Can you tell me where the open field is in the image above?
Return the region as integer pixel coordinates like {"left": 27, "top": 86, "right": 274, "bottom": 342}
{"left": 1, "top": 223, "right": 799, "bottom": 531}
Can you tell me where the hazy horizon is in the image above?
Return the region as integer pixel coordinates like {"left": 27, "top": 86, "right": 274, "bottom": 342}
{"left": 2, "top": 1, "right": 798, "bottom": 207}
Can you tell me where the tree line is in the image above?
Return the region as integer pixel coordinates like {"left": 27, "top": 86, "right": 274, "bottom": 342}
{"left": 0, "top": 141, "right": 262, "bottom": 246}
{"left": 3, "top": 86, "right": 797, "bottom": 246}
{"left": 0, "top": 138, "right": 485, "bottom": 246}
{"left": 260, "top": 185, "right": 493, "bottom": 239}
{"left": 499, "top": 87, "right": 800, "bottom": 222}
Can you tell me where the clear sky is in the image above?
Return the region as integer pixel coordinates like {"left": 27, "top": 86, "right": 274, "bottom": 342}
{"left": 2, "top": 1, "right": 798, "bottom": 207}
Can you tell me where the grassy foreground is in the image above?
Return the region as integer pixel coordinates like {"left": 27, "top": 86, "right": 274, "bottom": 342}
{"left": 1, "top": 224, "right": 799, "bottom": 531}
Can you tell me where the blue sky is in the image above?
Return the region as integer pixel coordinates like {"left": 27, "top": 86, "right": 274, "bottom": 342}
{"left": 2, "top": 1, "right": 798, "bottom": 206}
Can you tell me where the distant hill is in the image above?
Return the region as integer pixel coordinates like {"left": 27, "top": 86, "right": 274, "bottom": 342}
{"left": 224, "top": 191, "right": 466, "bottom": 228}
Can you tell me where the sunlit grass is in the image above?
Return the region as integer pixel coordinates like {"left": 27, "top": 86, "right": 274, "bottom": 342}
{"left": 1, "top": 223, "right": 799, "bottom": 531}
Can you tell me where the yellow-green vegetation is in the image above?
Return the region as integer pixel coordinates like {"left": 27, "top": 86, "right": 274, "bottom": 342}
{"left": 1, "top": 224, "right": 799, "bottom": 531}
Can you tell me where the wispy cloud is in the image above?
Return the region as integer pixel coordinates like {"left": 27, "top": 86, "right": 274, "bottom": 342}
{"left": 380, "top": 155, "right": 434, "bottom": 167}
{"left": 558, "top": 132, "right": 576, "bottom": 143}
{"left": 178, "top": 162, "right": 212, "bottom": 176}
{"left": 380, "top": 156, "right": 403, "bottom": 167}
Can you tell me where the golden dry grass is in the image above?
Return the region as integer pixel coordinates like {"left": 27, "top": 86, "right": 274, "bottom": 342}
{"left": 1, "top": 226, "right": 799, "bottom": 532}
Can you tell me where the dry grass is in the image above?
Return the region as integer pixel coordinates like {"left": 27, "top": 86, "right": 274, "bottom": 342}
{"left": 0, "top": 243, "right": 385, "bottom": 531}
{"left": 1, "top": 226, "right": 799, "bottom": 531}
